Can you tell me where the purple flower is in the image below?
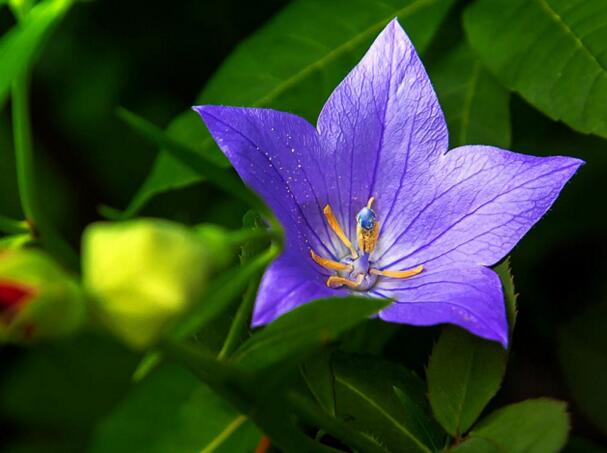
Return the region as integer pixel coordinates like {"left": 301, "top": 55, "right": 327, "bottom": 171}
{"left": 194, "top": 19, "right": 582, "bottom": 347}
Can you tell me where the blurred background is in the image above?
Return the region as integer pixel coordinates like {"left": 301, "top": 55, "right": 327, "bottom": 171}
{"left": 0, "top": 0, "right": 606, "bottom": 451}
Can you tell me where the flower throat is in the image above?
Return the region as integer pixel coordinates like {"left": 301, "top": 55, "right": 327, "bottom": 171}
{"left": 310, "top": 197, "right": 423, "bottom": 290}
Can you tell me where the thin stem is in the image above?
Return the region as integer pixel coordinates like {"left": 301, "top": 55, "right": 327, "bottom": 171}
{"left": 12, "top": 72, "right": 37, "bottom": 223}
{"left": 0, "top": 215, "right": 29, "bottom": 235}
{"left": 162, "top": 339, "right": 241, "bottom": 384}
{"left": 218, "top": 222, "right": 277, "bottom": 360}
{"left": 174, "top": 244, "right": 279, "bottom": 340}
{"left": 11, "top": 70, "right": 78, "bottom": 267}
{"left": 217, "top": 277, "right": 260, "bottom": 360}
{"left": 199, "top": 415, "right": 248, "bottom": 453}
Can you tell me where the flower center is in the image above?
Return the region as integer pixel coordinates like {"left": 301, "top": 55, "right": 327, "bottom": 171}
{"left": 309, "top": 197, "right": 424, "bottom": 290}
{"left": 337, "top": 253, "right": 378, "bottom": 291}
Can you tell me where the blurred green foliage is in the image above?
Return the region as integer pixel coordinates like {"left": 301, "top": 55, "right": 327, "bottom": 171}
{"left": 0, "top": 0, "right": 606, "bottom": 452}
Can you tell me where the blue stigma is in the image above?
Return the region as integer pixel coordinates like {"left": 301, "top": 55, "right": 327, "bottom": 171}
{"left": 356, "top": 207, "right": 376, "bottom": 231}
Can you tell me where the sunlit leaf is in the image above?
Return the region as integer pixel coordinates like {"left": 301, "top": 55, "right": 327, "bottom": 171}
{"left": 122, "top": 0, "right": 455, "bottom": 216}
{"left": 429, "top": 40, "right": 511, "bottom": 149}
{"left": 464, "top": 0, "right": 607, "bottom": 139}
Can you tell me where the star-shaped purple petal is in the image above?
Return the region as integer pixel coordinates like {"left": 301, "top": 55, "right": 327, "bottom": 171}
{"left": 194, "top": 19, "right": 583, "bottom": 347}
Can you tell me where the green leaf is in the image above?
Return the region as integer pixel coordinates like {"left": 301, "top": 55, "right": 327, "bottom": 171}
{"left": 558, "top": 302, "right": 607, "bottom": 436}
{"left": 115, "top": 108, "right": 256, "bottom": 207}
{"left": 116, "top": 107, "right": 227, "bottom": 169}
{"left": 332, "top": 354, "right": 442, "bottom": 453}
{"left": 464, "top": 0, "right": 607, "bottom": 139}
{"left": 427, "top": 327, "right": 507, "bottom": 437}
{"left": 301, "top": 350, "right": 336, "bottom": 417}
{"left": 163, "top": 342, "right": 343, "bottom": 453}
{"left": 0, "top": 0, "right": 74, "bottom": 106}
{"left": 233, "top": 297, "right": 389, "bottom": 371}
{"left": 122, "top": 0, "right": 455, "bottom": 216}
{"left": 452, "top": 399, "right": 570, "bottom": 453}
{"left": 425, "top": 259, "right": 516, "bottom": 437}
{"left": 91, "top": 364, "right": 260, "bottom": 453}
{"left": 429, "top": 40, "right": 511, "bottom": 149}
{"left": 494, "top": 257, "right": 518, "bottom": 333}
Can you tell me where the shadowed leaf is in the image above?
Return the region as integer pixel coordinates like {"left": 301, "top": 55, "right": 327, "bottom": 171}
{"left": 452, "top": 398, "right": 569, "bottom": 453}
{"left": 91, "top": 364, "right": 260, "bottom": 453}
{"left": 116, "top": 108, "right": 256, "bottom": 208}
{"left": 427, "top": 327, "right": 507, "bottom": 437}
{"left": 332, "top": 354, "right": 442, "bottom": 453}
{"left": 301, "top": 350, "right": 336, "bottom": 416}
{"left": 233, "top": 297, "right": 389, "bottom": 371}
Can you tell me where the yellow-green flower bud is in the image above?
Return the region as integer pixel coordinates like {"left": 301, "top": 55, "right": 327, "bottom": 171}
{"left": 0, "top": 248, "right": 86, "bottom": 343}
{"left": 82, "top": 219, "right": 211, "bottom": 350}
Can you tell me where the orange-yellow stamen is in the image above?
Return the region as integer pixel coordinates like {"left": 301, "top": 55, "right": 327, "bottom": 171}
{"left": 310, "top": 250, "right": 353, "bottom": 272}
{"left": 370, "top": 264, "right": 424, "bottom": 279}
{"left": 323, "top": 204, "right": 358, "bottom": 258}
{"left": 326, "top": 274, "right": 364, "bottom": 289}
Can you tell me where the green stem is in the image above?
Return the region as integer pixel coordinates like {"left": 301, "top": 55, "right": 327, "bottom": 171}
{"left": 217, "top": 277, "right": 260, "bottom": 360}
{"left": 0, "top": 215, "right": 29, "bottom": 235}
{"left": 199, "top": 414, "right": 248, "bottom": 453}
{"left": 11, "top": 70, "right": 78, "bottom": 267}
{"left": 175, "top": 244, "right": 279, "bottom": 340}
{"left": 12, "top": 72, "right": 37, "bottom": 223}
